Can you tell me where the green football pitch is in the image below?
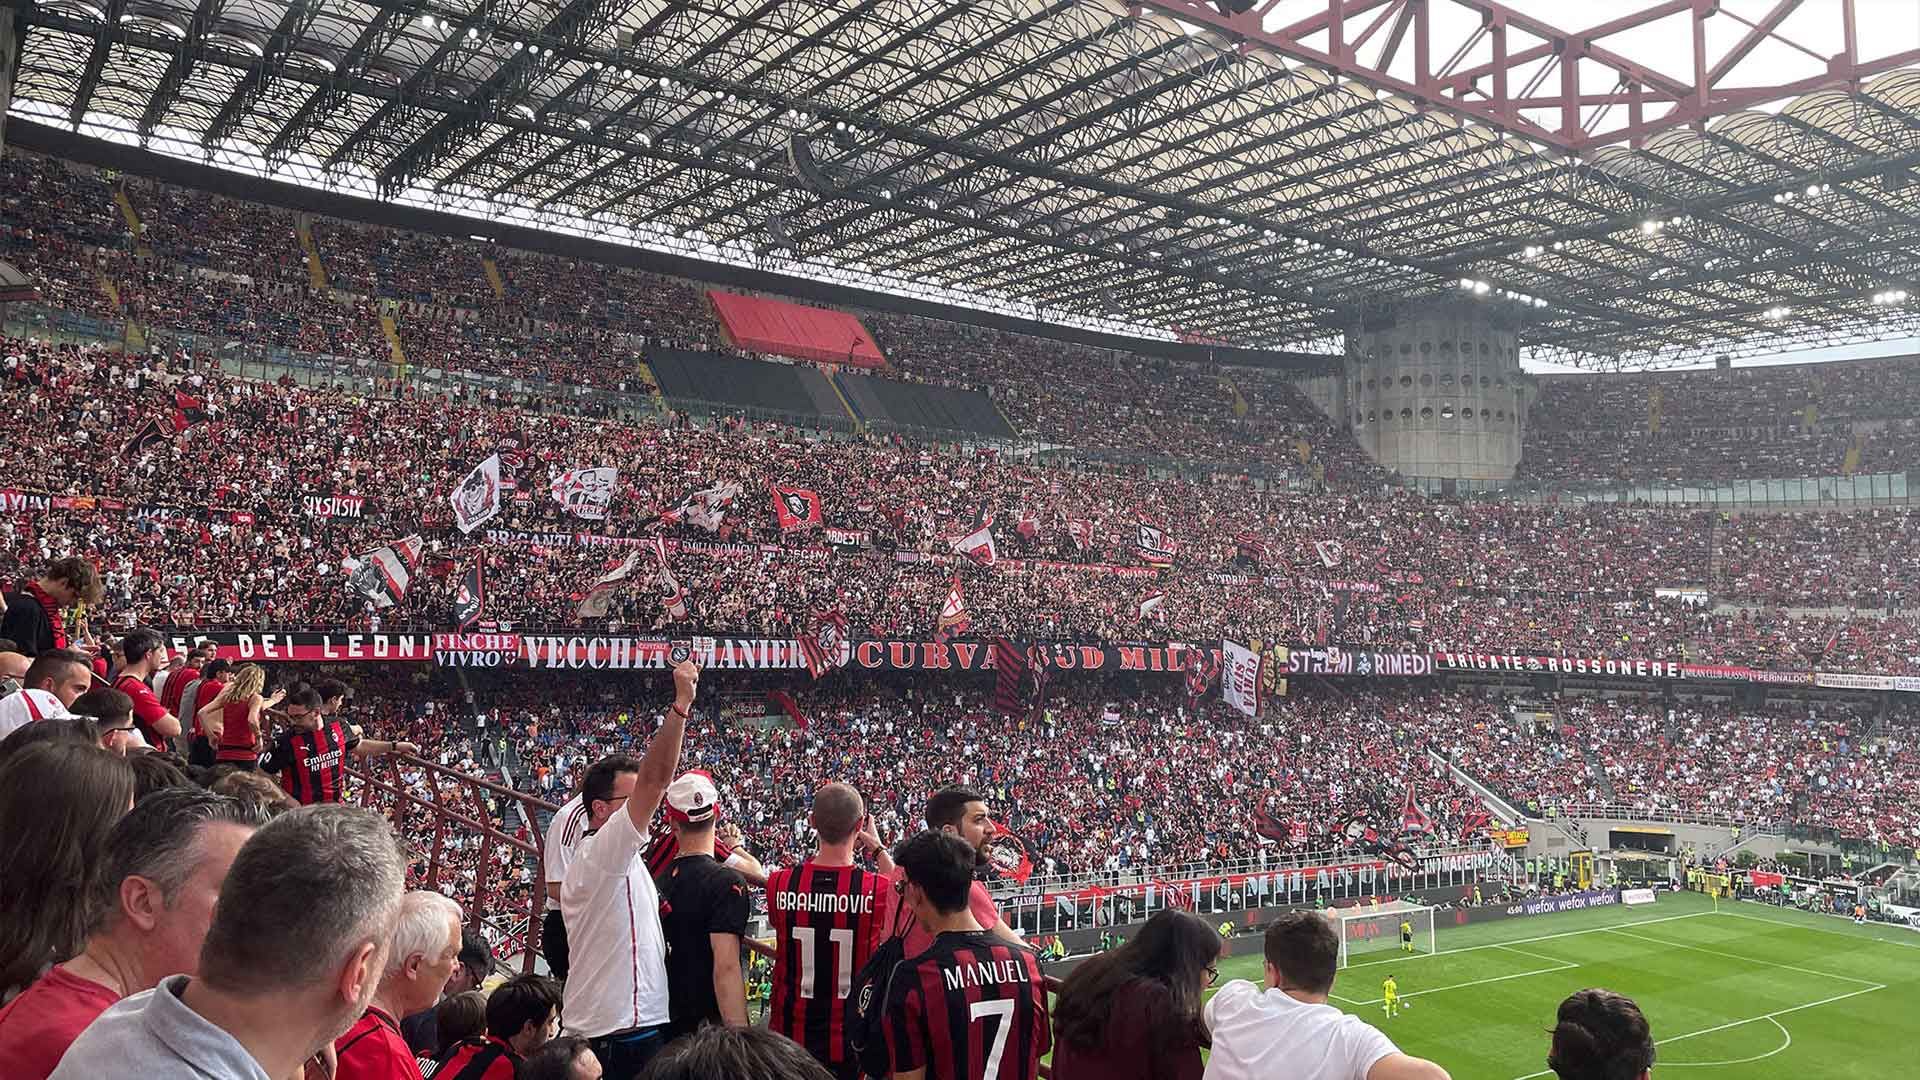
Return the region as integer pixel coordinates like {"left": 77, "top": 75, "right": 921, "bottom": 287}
{"left": 1202, "top": 891, "right": 1917, "bottom": 1079}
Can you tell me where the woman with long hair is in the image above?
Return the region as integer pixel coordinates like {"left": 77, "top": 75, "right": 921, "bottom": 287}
{"left": 0, "top": 742, "right": 136, "bottom": 999}
{"left": 197, "top": 664, "right": 282, "bottom": 768}
{"left": 1546, "top": 988, "right": 1655, "bottom": 1080}
{"left": 1051, "top": 908, "right": 1220, "bottom": 1080}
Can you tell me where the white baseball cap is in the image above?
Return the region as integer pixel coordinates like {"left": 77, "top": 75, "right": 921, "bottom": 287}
{"left": 665, "top": 771, "right": 720, "bottom": 824}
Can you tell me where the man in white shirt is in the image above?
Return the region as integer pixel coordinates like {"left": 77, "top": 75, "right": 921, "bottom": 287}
{"left": 1204, "top": 911, "right": 1450, "bottom": 1080}
{"left": 542, "top": 767, "right": 614, "bottom": 984}
{"left": 559, "top": 662, "right": 698, "bottom": 1080}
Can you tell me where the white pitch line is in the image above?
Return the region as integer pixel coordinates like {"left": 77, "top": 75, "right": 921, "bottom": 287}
{"left": 1494, "top": 943, "right": 1578, "bottom": 966}
{"left": 1508, "top": 976, "right": 1887, "bottom": 1079}
{"left": 1343, "top": 910, "right": 1711, "bottom": 969}
{"left": 1715, "top": 906, "right": 1920, "bottom": 950}
{"left": 1660, "top": 1016, "right": 1792, "bottom": 1068}
{"left": 1343, "top": 960, "right": 1581, "bottom": 1006}
{"left": 1605, "top": 927, "right": 1884, "bottom": 988}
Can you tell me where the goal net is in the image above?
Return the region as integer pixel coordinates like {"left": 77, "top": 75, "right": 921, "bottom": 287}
{"left": 1334, "top": 900, "right": 1437, "bottom": 968}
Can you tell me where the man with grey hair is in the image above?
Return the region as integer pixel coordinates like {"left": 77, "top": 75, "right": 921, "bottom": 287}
{"left": 51, "top": 803, "right": 408, "bottom": 1080}
{"left": 336, "top": 890, "right": 464, "bottom": 1080}
{"left": 0, "top": 787, "right": 267, "bottom": 1080}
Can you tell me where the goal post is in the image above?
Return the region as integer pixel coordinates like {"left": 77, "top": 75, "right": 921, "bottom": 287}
{"left": 1333, "top": 900, "right": 1437, "bottom": 968}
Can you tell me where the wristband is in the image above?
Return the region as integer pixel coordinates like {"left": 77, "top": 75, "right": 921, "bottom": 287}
{"left": 669, "top": 703, "right": 691, "bottom": 720}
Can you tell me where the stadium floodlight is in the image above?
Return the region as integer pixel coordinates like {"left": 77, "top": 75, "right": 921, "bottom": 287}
{"left": 1640, "top": 220, "right": 1662, "bottom": 234}
{"left": 1334, "top": 900, "right": 1437, "bottom": 968}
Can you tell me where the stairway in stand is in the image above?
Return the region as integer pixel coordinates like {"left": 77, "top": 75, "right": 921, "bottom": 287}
{"left": 112, "top": 189, "right": 150, "bottom": 255}
{"left": 296, "top": 217, "right": 329, "bottom": 290}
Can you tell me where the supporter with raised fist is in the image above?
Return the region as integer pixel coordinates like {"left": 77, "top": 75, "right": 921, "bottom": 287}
{"left": 559, "top": 660, "right": 699, "bottom": 1080}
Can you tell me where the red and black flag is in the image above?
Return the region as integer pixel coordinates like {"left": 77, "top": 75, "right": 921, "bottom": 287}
{"left": 453, "top": 562, "right": 486, "bottom": 631}
{"left": 170, "top": 390, "right": 207, "bottom": 432}
{"left": 1252, "top": 808, "right": 1290, "bottom": 843}
{"left": 768, "top": 482, "right": 824, "bottom": 532}
{"left": 798, "top": 608, "right": 849, "bottom": 680}
{"left": 991, "top": 638, "right": 1028, "bottom": 716}
{"left": 122, "top": 417, "right": 170, "bottom": 462}
{"left": 1184, "top": 647, "right": 1220, "bottom": 709}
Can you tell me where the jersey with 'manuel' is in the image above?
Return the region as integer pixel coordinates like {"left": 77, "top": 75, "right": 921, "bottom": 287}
{"left": 765, "top": 861, "right": 895, "bottom": 1067}
{"left": 884, "top": 931, "right": 1050, "bottom": 1080}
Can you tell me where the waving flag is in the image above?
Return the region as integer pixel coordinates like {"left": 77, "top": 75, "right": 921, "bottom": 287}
{"left": 551, "top": 466, "right": 618, "bottom": 521}
{"left": 647, "top": 536, "right": 688, "bottom": 621}
{"left": 343, "top": 535, "right": 424, "bottom": 610}
{"left": 991, "top": 638, "right": 1028, "bottom": 716}
{"left": 1314, "top": 538, "right": 1345, "bottom": 569}
{"left": 768, "top": 482, "right": 823, "bottom": 532}
{"left": 578, "top": 550, "right": 641, "bottom": 619}
{"left": 798, "top": 608, "right": 849, "bottom": 680}
{"left": 1137, "top": 520, "right": 1176, "bottom": 567}
{"left": 935, "top": 576, "right": 969, "bottom": 639}
{"left": 950, "top": 523, "right": 998, "bottom": 567}
{"left": 452, "top": 562, "right": 485, "bottom": 630}
{"left": 1400, "top": 783, "right": 1433, "bottom": 835}
{"left": 451, "top": 454, "right": 504, "bottom": 534}
{"left": 169, "top": 390, "right": 208, "bottom": 432}
{"left": 1066, "top": 518, "right": 1094, "bottom": 551}
{"left": 1222, "top": 640, "right": 1260, "bottom": 717}
{"left": 1138, "top": 590, "right": 1165, "bottom": 620}
{"left": 1015, "top": 508, "right": 1039, "bottom": 540}
{"left": 662, "top": 480, "right": 741, "bottom": 533}
{"left": 122, "top": 417, "right": 171, "bottom": 462}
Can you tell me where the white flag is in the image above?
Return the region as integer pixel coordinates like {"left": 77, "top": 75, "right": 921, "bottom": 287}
{"left": 451, "top": 454, "right": 504, "bottom": 534}
{"left": 1222, "top": 640, "right": 1260, "bottom": 717}
{"left": 1313, "top": 539, "right": 1344, "bottom": 569}
{"left": 1138, "top": 590, "right": 1165, "bottom": 619}
{"left": 551, "top": 466, "right": 618, "bottom": 521}
{"left": 342, "top": 535, "right": 423, "bottom": 609}
{"left": 577, "top": 551, "right": 642, "bottom": 619}
{"left": 949, "top": 524, "right": 998, "bottom": 567}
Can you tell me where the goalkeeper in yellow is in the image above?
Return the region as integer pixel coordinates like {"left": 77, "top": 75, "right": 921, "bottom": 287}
{"left": 1400, "top": 917, "right": 1415, "bottom": 953}
{"left": 1382, "top": 973, "right": 1402, "bottom": 1018}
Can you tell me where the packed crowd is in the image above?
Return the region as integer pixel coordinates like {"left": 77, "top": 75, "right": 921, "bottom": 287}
{"left": 1522, "top": 360, "right": 1920, "bottom": 486}
{"left": 18, "top": 148, "right": 1920, "bottom": 493}
{"left": 8, "top": 331, "right": 1920, "bottom": 670}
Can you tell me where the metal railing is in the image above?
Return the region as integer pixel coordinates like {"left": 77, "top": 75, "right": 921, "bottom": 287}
{"left": 1547, "top": 802, "right": 1788, "bottom": 832}
{"left": 349, "top": 755, "right": 561, "bottom": 974}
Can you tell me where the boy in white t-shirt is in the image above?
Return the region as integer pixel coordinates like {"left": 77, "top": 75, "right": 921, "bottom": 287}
{"left": 1204, "top": 912, "right": 1450, "bottom": 1080}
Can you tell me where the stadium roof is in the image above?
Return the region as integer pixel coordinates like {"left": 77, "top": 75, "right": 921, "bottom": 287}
{"left": 14, "top": 0, "right": 1920, "bottom": 368}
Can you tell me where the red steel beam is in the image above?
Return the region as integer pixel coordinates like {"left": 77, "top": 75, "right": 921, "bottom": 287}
{"left": 1705, "top": 0, "right": 1806, "bottom": 86}
{"left": 1139, "top": 0, "right": 1920, "bottom": 151}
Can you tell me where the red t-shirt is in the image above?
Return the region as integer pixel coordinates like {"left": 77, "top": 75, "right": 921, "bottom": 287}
{"left": 432, "top": 1036, "right": 520, "bottom": 1080}
{"left": 335, "top": 1006, "right": 423, "bottom": 1080}
{"left": 116, "top": 674, "right": 171, "bottom": 754}
{"left": 160, "top": 664, "right": 199, "bottom": 715}
{"left": 0, "top": 965, "right": 122, "bottom": 1080}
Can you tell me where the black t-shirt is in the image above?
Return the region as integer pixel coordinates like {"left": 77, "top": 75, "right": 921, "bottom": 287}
{"left": 658, "top": 852, "right": 750, "bottom": 1032}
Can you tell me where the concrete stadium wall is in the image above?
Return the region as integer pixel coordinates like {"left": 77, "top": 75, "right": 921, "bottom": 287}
{"left": 1344, "top": 307, "right": 1533, "bottom": 481}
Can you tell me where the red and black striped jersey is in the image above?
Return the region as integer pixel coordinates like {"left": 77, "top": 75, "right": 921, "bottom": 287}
{"left": 644, "top": 817, "right": 734, "bottom": 881}
{"left": 884, "top": 931, "right": 1050, "bottom": 1080}
{"left": 263, "top": 720, "right": 360, "bottom": 805}
{"left": 766, "top": 860, "right": 896, "bottom": 1067}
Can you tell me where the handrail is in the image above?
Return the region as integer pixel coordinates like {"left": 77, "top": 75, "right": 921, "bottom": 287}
{"left": 349, "top": 755, "right": 562, "bottom": 974}
{"left": 1548, "top": 802, "right": 1788, "bottom": 831}
{"left": 994, "top": 842, "right": 1498, "bottom": 898}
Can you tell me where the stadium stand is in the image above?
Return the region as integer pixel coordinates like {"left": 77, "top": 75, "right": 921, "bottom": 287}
{"left": 645, "top": 347, "right": 852, "bottom": 425}
{"left": 833, "top": 369, "right": 1015, "bottom": 439}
